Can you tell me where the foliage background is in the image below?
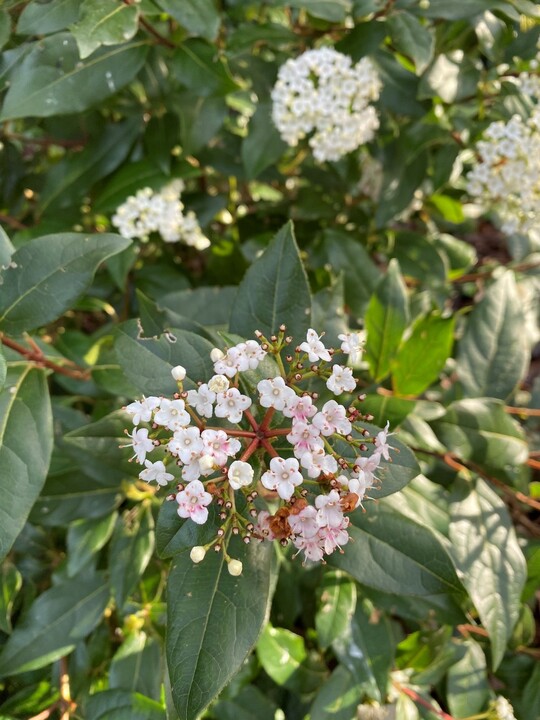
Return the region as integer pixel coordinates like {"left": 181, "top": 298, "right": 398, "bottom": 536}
{"left": 0, "top": 1, "right": 539, "bottom": 719}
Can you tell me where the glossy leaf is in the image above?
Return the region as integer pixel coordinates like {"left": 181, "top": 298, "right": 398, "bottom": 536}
{"left": 449, "top": 479, "right": 527, "bottom": 669}
{"left": 171, "top": 40, "right": 238, "bottom": 97}
{"left": 167, "top": 539, "right": 275, "bottom": 720}
{"left": 0, "top": 367, "right": 52, "bottom": 563}
{"left": 315, "top": 570, "right": 357, "bottom": 650}
{"left": 71, "top": 0, "right": 139, "bottom": 59}
{"left": 0, "top": 572, "right": 109, "bottom": 677}
{"left": 157, "top": 0, "right": 220, "bottom": 41}
{"left": 365, "top": 259, "right": 409, "bottom": 382}
{"left": 242, "top": 101, "right": 287, "bottom": 180}
{"left": 457, "top": 272, "right": 529, "bottom": 400}
{"left": 66, "top": 513, "right": 117, "bottom": 577}
{"left": 230, "top": 221, "right": 312, "bottom": 343}
{"left": 388, "top": 12, "right": 435, "bottom": 74}
{"left": 16, "top": 0, "right": 81, "bottom": 35}
{"left": 86, "top": 690, "right": 166, "bottom": 720}
{"left": 0, "top": 34, "right": 148, "bottom": 120}
{"left": 109, "top": 632, "right": 162, "bottom": 700}
{"left": 0, "top": 233, "right": 131, "bottom": 334}
{"left": 310, "top": 665, "right": 363, "bottom": 720}
{"left": 446, "top": 639, "right": 490, "bottom": 718}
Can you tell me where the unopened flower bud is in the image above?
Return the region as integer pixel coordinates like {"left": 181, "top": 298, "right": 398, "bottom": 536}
{"left": 190, "top": 546, "right": 206, "bottom": 563}
{"left": 210, "top": 347, "right": 225, "bottom": 362}
{"left": 171, "top": 365, "right": 186, "bottom": 381}
{"left": 208, "top": 374, "right": 229, "bottom": 393}
{"left": 228, "top": 559, "right": 243, "bottom": 576}
{"left": 199, "top": 454, "right": 215, "bottom": 473}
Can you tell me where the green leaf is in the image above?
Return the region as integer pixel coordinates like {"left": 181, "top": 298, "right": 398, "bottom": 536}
{"left": 288, "top": 0, "right": 352, "bottom": 22}
{"left": 156, "top": 0, "right": 220, "bottom": 41}
{"left": 214, "top": 685, "right": 278, "bottom": 720}
{"left": 310, "top": 665, "right": 363, "bottom": 720}
{"left": 315, "top": 570, "right": 357, "bottom": 650}
{"left": 0, "top": 572, "right": 109, "bottom": 677}
{"left": 0, "top": 367, "right": 52, "bottom": 563}
{"left": 0, "top": 225, "right": 15, "bottom": 273}
{"left": 171, "top": 40, "right": 239, "bottom": 97}
{"left": 256, "top": 624, "right": 326, "bottom": 693}
{"left": 431, "top": 398, "right": 529, "bottom": 471}
{"left": 230, "top": 221, "right": 312, "bottom": 343}
{"left": 457, "top": 272, "right": 529, "bottom": 400}
{"left": 156, "top": 501, "right": 221, "bottom": 560}
{"left": 419, "top": 51, "right": 480, "bottom": 103}
{"left": 242, "top": 101, "right": 287, "bottom": 180}
{"left": 109, "top": 504, "right": 155, "bottom": 609}
{"left": 0, "top": 345, "right": 6, "bottom": 391}
{"left": 71, "top": 0, "right": 140, "bottom": 59}
{"left": 365, "top": 259, "right": 409, "bottom": 382}
{"left": 0, "top": 563, "right": 22, "bottom": 634}
{"left": 0, "top": 34, "right": 148, "bottom": 120}
{"left": 66, "top": 514, "right": 117, "bottom": 577}
{"left": 0, "top": 233, "right": 131, "bottom": 335}
{"left": 449, "top": 479, "right": 527, "bottom": 669}
{"left": 521, "top": 663, "right": 540, "bottom": 720}
{"left": 0, "top": 9, "right": 10, "bottom": 51}
{"left": 330, "top": 501, "right": 464, "bottom": 598}
{"left": 109, "top": 632, "right": 162, "bottom": 700}
{"left": 16, "top": 0, "right": 81, "bottom": 35}
{"left": 412, "top": 0, "right": 515, "bottom": 20}
{"left": 116, "top": 321, "right": 215, "bottom": 395}
{"left": 318, "top": 229, "right": 381, "bottom": 318}
{"left": 388, "top": 12, "right": 435, "bottom": 74}
{"left": 446, "top": 639, "right": 490, "bottom": 718}
{"left": 86, "top": 690, "right": 166, "bottom": 720}
{"left": 392, "top": 314, "right": 455, "bottom": 396}
{"left": 167, "top": 539, "right": 275, "bottom": 720}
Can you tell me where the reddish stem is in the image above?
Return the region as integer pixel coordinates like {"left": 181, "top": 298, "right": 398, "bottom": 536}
{"left": 265, "top": 426, "right": 292, "bottom": 437}
{"left": 260, "top": 437, "right": 279, "bottom": 458}
{"left": 260, "top": 407, "right": 275, "bottom": 432}
{"left": 243, "top": 409, "right": 259, "bottom": 431}
{"left": 239, "top": 437, "right": 260, "bottom": 462}
{"left": 1, "top": 334, "right": 90, "bottom": 380}
{"left": 393, "top": 682, "right": 456, "bottom": 720}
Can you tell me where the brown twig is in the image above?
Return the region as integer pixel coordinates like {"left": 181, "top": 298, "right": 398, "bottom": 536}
{"left": 0, "top": 213, "right": 27, "bottom": 230}
{"left": 0, "top": 334, "right": 91, "bottom": 381}
{"left": 506, "top": 405, "right": 540, "bottom": 417}
{"left": 393, "top": 681, "right": 456, "bottom": 720}
{"left": 122, "top": 0, "right": 175, "bottom": 48}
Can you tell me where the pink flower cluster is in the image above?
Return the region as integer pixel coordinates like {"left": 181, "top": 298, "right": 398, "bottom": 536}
{"left": 122, "top": 327, "right": 392, "bottom": 570}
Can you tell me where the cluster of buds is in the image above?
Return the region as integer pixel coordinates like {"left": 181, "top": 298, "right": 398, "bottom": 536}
{"left": 122, "top": 326, "right": 392, "bottom": 574}
{"left": 111, "top": 179, "right": 210, "bottom": 249}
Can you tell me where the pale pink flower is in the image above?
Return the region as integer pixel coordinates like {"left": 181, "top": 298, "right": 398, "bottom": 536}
{"left": 257, "top": 376, "right": 296, "bottom": 411}
{"left": 176, "top": 479, "right": 212, "bottom": 524}
{"left": 326, "top": 364, "right": 356, "bottom": 395}
{"left": 168, "top": 427, "right": 203, "bottom": 464}
{"left": 300, "top": 447, "right": 338, "bottom": 478}
{"left": 315, "top": 489, "right": 344, "bottom": 528}
{"left": 283, "top": 394, "right": 317, "bottom": 421}
{"left": 292, "top": 534, "right": 325, "bottom": 562}
{"left": 374, "top": 421, "right": 393, "bottom": 461}
{"left": 319, "top": 518, "right": 350, "bottom": 555}
{"left": 261, "top": 456, "right": 303, "bottom": 500}
{"left": 289, "top": 505, "right": 320, "bottom": 539}
{"left": 298, "top": 328, "right": 332, "bottom": 363}
{"left": 255, "top": 510, "right": 275, "bottom": 540}
{"left": 313, "top": 400, "right": 351, "bottom": 436}
{"left": 201, "top": 429, "right": 241, "bottom": 467}
{"left": 287, "top": 421, "right": 323, "bottom": 458}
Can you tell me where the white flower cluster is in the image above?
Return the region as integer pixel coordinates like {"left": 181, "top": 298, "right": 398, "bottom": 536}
{"left": 466, "top": 105, "right": 540, "bottom": 235}
{"left": 122, "top": 326, "right": 390, "bottom": 570}
{"left": 489, "top": 696, "right": 516, "bottom": 720}
{"left": 517, "top": 52, "right": 540, "bottom": 100}
{"left": 271, "top": 47, "right": 381, "bottom": 162}
{"left": 112, "top": 179, "right": 210, "bottom": 249}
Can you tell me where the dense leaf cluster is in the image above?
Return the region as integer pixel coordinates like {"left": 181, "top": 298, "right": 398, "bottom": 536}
{"left": 0, "top": 1, "right": 539, "bottom": 719}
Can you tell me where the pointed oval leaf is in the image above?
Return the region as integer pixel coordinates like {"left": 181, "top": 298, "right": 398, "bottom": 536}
{"left": 86, "top": 689, "right": 166, "bottom": 720}
{"left": 0, "top": 571, "right": 109, "bottom": 677}
{"left": 457, "top": 272, "right": 529, "bottom": 400}
{"left": 230, "top": 221, "right": 312, "bottom": 344}
{"left": 0, "top": 233, "right": 131, "bottom": 334}
{"left": 0, "top": 367, "right": 52, "bottom": 563}
{"left": 315, "top": 570, "right": 357, "bottom": 650}
{"left": 71, "top": 0, "right": 139, "bottom": 59}
{"left": 156, "top": 0, "right": 220, "bottom": 41}
{"left": 449, "top": 479, "right": 527, "bottom": 669}
{"left": 167, "top": 539, "right": 275, "bottom": 720}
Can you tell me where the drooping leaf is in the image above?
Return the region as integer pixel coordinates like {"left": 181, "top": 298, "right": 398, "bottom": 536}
{"left": 70, "top": 0, "right": 140, "bottom": 59}
{"left": 0, "top": 367, "right": 52, "bottom": 563}
{"left": 0, "top": 572, "right": 109, "bottom": 677}
{"left": 449, "top": 479, "right": 527, "bottom": 669}
{"left": 0, "top": 233, "right": 131, "bottom": 335}
{"left": 365, "top": 259, "right": 409, "bottom": 382}
{"left": 167, "top": 539, "right": 275, "bottom": 720}
{"left": 388, "top": 12, "right": 435, "bottom": 74}
{"left": 457, "top": 272, "right": 529, "bottom": 400}
{"left": 230, "top": 221, "right": 312, "bottom": 343}
{"left": 0, "top": 34, "right": 148, "bottom": 120}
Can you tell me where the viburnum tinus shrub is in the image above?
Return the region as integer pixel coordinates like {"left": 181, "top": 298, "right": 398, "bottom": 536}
{"left": 123, "top": 326, "right": 389, "bottom": 572}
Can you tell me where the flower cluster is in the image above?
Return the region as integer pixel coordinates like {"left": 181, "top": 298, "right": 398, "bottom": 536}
{"left": 112, "top": 179, "right": 210, "bottom": 249}
{"left": 271, "top": 47, "right": 381, "bottom": 162}
{"left": 122, "top": 326, "right": 391, "bottom": 574}
{"left": 466, "top": 105, "right": 540, "bottom": 236}
{"left": 488, "top": 696, "right": 516, "bottom": 720}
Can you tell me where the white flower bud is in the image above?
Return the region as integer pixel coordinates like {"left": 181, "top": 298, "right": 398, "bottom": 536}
{"left": 190, "top": 546, "right": 206, "bottom": 563}
{"left": 171, "top": 365, "right": 186, "bottom": 381}
{"left": 210, "top": 348, "right": 225, "bottom": 362}
{"left": 208, "top": 374, "right": 229, "bottom": 393}
{"left": 198, "top": 454, "right": 215, "bottom": 473}
{"left": 228, "top": 460, "right": 254, "bottom": 490}
{"left": 227, "top": 559, "right": 243, "bottom": 576}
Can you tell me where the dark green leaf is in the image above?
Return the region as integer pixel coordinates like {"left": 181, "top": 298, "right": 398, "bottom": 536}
{"left": 171, "top": 40, "right": 239, "bottom": 97}
{"left": 392, "top": 314, "right": 455, "bottom": 396}
{"left": 0, "top": 572, "right": 109, "bottom": 677}
{"left": 110, "top": 504, "right": 155, "bottom": 609}
{"left": 16, "top": 0, "right": 81, "bottom": 35}
{"left": 457, "top": 272, "right": 529, "bottom": 400}
{"left": 0, "top": 10, "right": 10, "bottom": 51}
{"left": 365, "top": 259, "right": 409, "bottom": 382}
{"left": 109, "top": 632, "right": 162, "bottom": 700}
{"left": 0, "top": 345, "right": 6, "bottom": 391}
{"left": 66, "top": 514, "right": 117, "bottom": 577}
{"left": 71, "top": 0, "right": 139, "bottom": 59}
{"left": 449, "top": 479, "right": 527, "bottom": 669}
{"left": 0, "top": 34, "right": 148, "bottom": 120}
{"left": 315, "top": 570, "right": 357, "bottom": 650}
{"left": 521, "top": 663, "right": 540, "bottom": 720}
{"left": 230, "top": 221, "right": 312, "bottom": 343}
{"left": 156, "top": 0, "right": 220, "bottom": 41}
{"left": 0, "top": 233, "right": 131, "bottom": 334}
{"left": 0, "top": 367, "right": 52, "bottom": 563}
{"left": 213, "top": 685, "right": 278, "bottom": 720}
{"left": 446, "top": 639, "right": 490, "bottom": 718}
{"left": 288, "top": 0, "right": 351, "bottom": 22}
{"left": 86, "top": 689, "right": 166, "bottom": 720}
{"left": 0, "top": 225, "right": 15, "bottom": 272}
{"left": 167, "top": 539, "right": 275, "bottom": 720}
{"left": 388, "top": 12, "right": 435, "bottom": 74}
{"left": 310, "top": 665, "right": 363, "bottom": 720}
{"left": 0, "top": 563, "right": 22, "bottom": 634}
{"left": 242, "top": 101, "right": 287, "bottom": 180}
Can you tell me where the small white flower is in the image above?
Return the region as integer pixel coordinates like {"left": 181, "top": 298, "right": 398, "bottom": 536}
{"left": 207, "top": 374, "right": 230, "bottom": 393}
{"left": 139, "top": 459, "right": 174, "bottom": 486}
{"left": 283, "top": 394, "right": 316, "bottom": 421}
{"left": 315, "top": 490, "right": 344, "bottom": 528}
{"left": 171, "top": 365, "right": 186, "bottom": 381}
{"left": 125, "top": 396, "right": 160, "bottom": 425}
{"left": 154, "top": 398, "right": 190, "bottom": 431}
{"left": 313, "top": 400, "right": 352, "bottom": 436}
{"left": 176, "top": 480, "right": 212, "bottom": 524}
{"left": 374, "top": 421, "right": 393, "bottom": 461}
{"left": 213, "top": 347, "right": 244, "bottom": 378}
{"left": 228, "top": 460, "right": 254, "bottom": 490}
{"left": 288, "top": 505, "right": 320, "bottom": 539}
{"left": 492, "top": 696, "right": 516, "bottom": 720}
{"left": 214, "top": 388, "right": 252, "bottom": 424}
{"left": 168, "top": 427, "right": 203, "bottom": 464}
{"left": 257, "top": 377, "right": 296, "bottom": 411}
{"left": 326, "top": 364, "right": 356, "bottom": 395}
{"left": 198, "top": 454, "right": 216, "bottom": 475}
{"left": 124, "top": 427, "right": 154, "bottom": 464}
{"left": 298, "top": 328, "right": 332, "bottom": 363}
{"left": 261, "top": 456, "right": 303, "bottom": 500}
{"left": 338, "top": 331, "right": 365, "bottom": 365}
{"left": 210, "top": 348, "right": 225, "bottom": 362}
{"left": 300, "top": 447, "right": 338, "bottom": 478}
{"left": 227, "top": 559, "right": 243, "bottom": 576}
{"left": 186, "top": 384, "right": 215, "bottom": 418}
